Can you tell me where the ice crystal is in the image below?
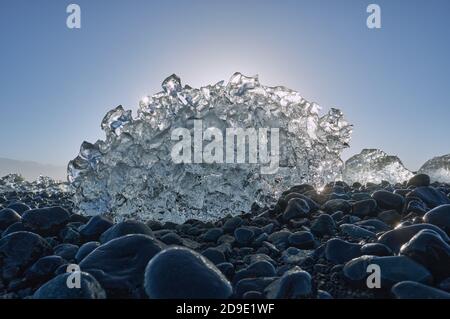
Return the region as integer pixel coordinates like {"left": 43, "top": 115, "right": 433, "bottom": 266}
{"left": 343, "top": 149, "right": 413, "bottom": 185}
{"left": 419, "top": 154, "right": 450, "bottom": 184}
{"left": 68, "top": 73, "right": 352, "bottom": 223}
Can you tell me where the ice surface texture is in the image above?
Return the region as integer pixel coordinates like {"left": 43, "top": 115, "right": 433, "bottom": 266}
{"left": 419, "top": 154, "right": 450, "bottom": 184}
{"left": 342, "top": 149, "right": 414, "bottom": 185}
{"left": 68, "top": 73, "right": 352, "bottom": 223}
{"left": 0, "top": 174, "right": 69, "bottom": 195}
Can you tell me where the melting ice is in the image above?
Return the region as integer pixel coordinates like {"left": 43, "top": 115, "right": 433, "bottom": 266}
{"left": 419, "top": 154, "right": 450, "bottom": 184}
{"left": 68, "top": 73, "right": 352, "bottom": 223}
{"left": 342, "top": 149, "right": 413, "bottom": 185}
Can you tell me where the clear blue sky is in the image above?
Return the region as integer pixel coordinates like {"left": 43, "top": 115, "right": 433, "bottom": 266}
{"left": 0, "top": 0, "right": 449, "bottom": 171}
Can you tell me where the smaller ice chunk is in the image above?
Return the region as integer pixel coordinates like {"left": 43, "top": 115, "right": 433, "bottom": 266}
{"left": 419, "top": 154, "right": 450, "bottom": 184}
{"left": 0, "top": 174, "right": 70, "bottom": 194}
{"left": 162, "top": 74, "right": 182, "bottom": 96}
{"left": 343, "top": 149, "right": 413, "bottom": 185}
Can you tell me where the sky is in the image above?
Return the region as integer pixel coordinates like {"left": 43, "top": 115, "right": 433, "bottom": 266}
{"left": 0, "top": 0, "right": 449, "bottom": 173}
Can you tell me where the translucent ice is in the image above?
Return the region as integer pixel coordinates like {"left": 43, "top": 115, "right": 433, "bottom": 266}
{"left": 68, "top": 73, "right": 352, "bottom": 223}
{"left": 0, "top": 174, "right": 69, "bottom": 195}
{"left": 419, "top": 154, "right": 450, "bottom": 184}
{"left": 342, "top": 149, "right": 413, "bottom": 185}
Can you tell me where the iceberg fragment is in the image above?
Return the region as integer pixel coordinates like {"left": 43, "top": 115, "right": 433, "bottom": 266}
{"left": 419, "top": 154, "right": 450, "bottom": 184}
{"left": 68, "top": 73, "right": 352, "bottom": 223}
{"left": 343, "top": 149, "right": 413, "bottom": 185}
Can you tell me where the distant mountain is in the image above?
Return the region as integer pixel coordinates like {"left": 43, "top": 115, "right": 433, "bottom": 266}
{"left": 0, "top": 157, "right": 66, "bottom": 181}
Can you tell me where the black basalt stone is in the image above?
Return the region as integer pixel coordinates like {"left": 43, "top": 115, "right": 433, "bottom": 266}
{"left": 99, "top": 220, "right": 153, "bottom": 244}
{"left": 160, "top": 232, "right": 183, "bottom": 245}
{"left": 399, "top": 229, "right": 450, "bottom": 280}
{"left": 408, "top": 186, "right": 450, "bottom": 208}
{"left": 282, "top": 198, "right": 310, "bottom": 221}
{"left": 310, "top": 214, "right": 336, "bottom": 237}
{"left": 372, "top": 190, "right": 405, "bottom": 212}
{"left": 0, "top": 231, "right": 51, "bottom": 281}
{"left": 391, "top": 281, "right": 450, "bottom": 299}
{"left": 352, "top": 199, "right": 377, "bottom": 218}
{"left": 201, "top": 227, "right": 223, "bottom": 242}
{"left": 0, "top": 208, "right": 21, "bottom": 231}
{"left": 25, "top": 255, "right": 65, "bottom": 284}
{"left": 339, "top": 224, "right": 376, "bottom": 240}
{"left": 21, "top": 206, "right": 70, "bottom": 236}
{"left": 33, "top": 272, "right": 106, "bottom": 299}
{"left": 144, "top": 246, "right": 232, "bottom": 299}
{"left": 234, "top": 227, "right": 255, "bottom": 246}
{"left": 80, "top": 234, "right": 164, "bottom": 298}
{"left": 202, "top": 247, "right": 226, "bottom": 265}
{"left": 79, "top": 215, "right": 113, "bottom": 242}
{"left": 6, "top": 202, "right": 31, "bottom": 215}
{"left": 325, "top": 238, "right": 362, "bottom": 264}
{"left": 360, "top": 243, "right": 392, "bottom": 256}
{"left": 407, "top": 174, "right": 431, "bottom": 187}
{"left": 222, "top": 216, "right": 244, "bottom": 233}
{"left": 343, "top": 255, "right": 432, "bottom": 288}
{"left": 378, "top": 223, "right": 449, "bottom": 253}
{"left": 53, "top": 243, "right": 79, "bottom": 261}
{"left": 234, "top": 277, "right": 277, "bottom": 298}
{"left": 2, "top": 222, "right": 26, "bottom": 238}
{"left": 75, "top": 241, "right": 100, "bottom": 263}
{"left": 265, "top": 267, "right": 312, "bottom": 299}
{"left": 423, "top": 204, "right": 450, "bottom": 235}
{"left": 233, "top": 260, "right": 276, "bottom": 286}
{"left": 322, "top": 199, "right": 351, "bottom": 214}
{"left": 288, "top": 231, "right": 316, "bottom": 249}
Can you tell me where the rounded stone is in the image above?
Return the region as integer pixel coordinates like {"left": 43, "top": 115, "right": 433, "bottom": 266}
{"left": 33, "top": 272, "right": 106, "bottom": 299}
{"left": 6, "top": 202, "right": 31, "bottom": 215}
{"left": 407, "top": 174, "right": 431, "bottom": 187}
{"left": 201, "top": 228, "right": 223, "bottom": 242}
{"left": 99, "top": 220, "right": 153, "bottom": 244}
{"left": 53, "top": 243, "right": 79, "bottom": 261}
{"left": 144, "top": 246, "right": 232, "bottom": 299}
{"left": 352, "top": 199, "right": 377, "bottom": 218}
{"left": 25, "top": 255, "right": 65, "bottom": 284}
{"left": 234, "top": 227, "right": 255, "bottom": 245}
{"left": 391, "top": 281, "right": 450, "bottom": 299}
{"left": 378, "top": 223, "right": 449, "bottom": 253}
{"left": 360, "top": 243, "right": 392, "bottom": 256}
{"left": 423, "top": 204, "right": 450, "bottom": 235}
{"left": 202, "top": 247, "right": 226, "bottom": 265}
{"left": 160, "top": 232, "right": 183, "bottom": 245}
{"left": 343, "top": 255, "right": 432, "bottom": 288}
{"left": 325, "top": 238, "right": 362, "bottom": 264}
{"left": 282, "top": 198, "right": 310, "bottom": 221}
{"left": 232, "top": 260, "right": 276, "bottom": 284}
{"left": 399, "top": 229, "right": 450, "bottom": 280}
{"left": 265, "top": 267, "right": 312, "bottom": 299}
{"left": 372, "top": 190, "right": 405, "bottom": 212}
{"left": 0, "top": 208, "right": 21, "bottom": 231}
{"left": 310, "top": 214, "right": 336, "bottom": 237}
{"left": 288, "top": 231, "right": 316, "bottom": 249}
{"left": 322, "top": 199, "right": 351, "bottom": 214}
{"left": 80, "top": 234, "right": 164, "bottom": 298}
{"left": 79, "top": 215, "right": 114, "bottom": 241}
{"left": 0, "top": 231, "right": 51, "bottom": 280}
{"left": 21, "top": 206, "right": 70, "bottom": 236}
{"left": 408, "top": 186, "right": 450, "bottom": 208}
{"left": 75, "top": 241, "right": 100, "bottom": 263}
